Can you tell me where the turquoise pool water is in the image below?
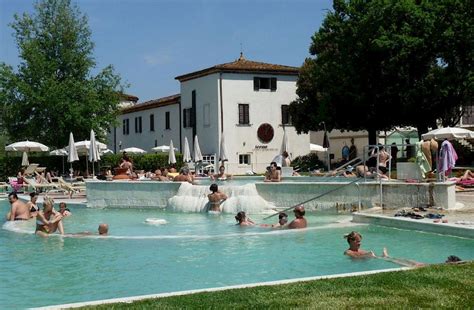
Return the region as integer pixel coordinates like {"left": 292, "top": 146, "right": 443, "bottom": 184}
{"left": 1, "top": 200, "right": 474, "bottom": 309}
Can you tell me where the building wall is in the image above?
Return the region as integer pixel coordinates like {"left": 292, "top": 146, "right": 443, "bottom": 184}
{"left": 179, "top": 73, "right": 220, "bottom": 158}
{"left": 219, "top": 73, "right": 309, "bottom": 174}
{"left": 107, "top": 104, "right": 180, "bottom": 154}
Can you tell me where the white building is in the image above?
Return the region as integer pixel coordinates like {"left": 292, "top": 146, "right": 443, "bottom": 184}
{"left": 108, "top": 54, "right": 310, "bottom": 173}
{"left": 107, "top": 94, "right": 181, "bottom": 154}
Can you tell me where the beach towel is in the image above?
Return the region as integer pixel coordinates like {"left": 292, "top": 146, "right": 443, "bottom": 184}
{"left": 415, "top": 141, "right": 431, "bottom": 178}
{"left": 439, "top": 140, "right": 458, "bottom": 176}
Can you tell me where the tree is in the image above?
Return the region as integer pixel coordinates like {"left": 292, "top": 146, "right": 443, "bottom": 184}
{"left": 290, "top": 0, "right": 473, "bottom": 144}
{"left": 0, "top": 0, "right": 125, "bottom": 148}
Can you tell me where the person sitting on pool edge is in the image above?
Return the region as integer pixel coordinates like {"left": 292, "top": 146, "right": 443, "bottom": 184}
{"left": 235, "top": 211, "right": 255, "bottom": 226}
{"left": 207, "top": 183, "right": 228, "bottom": 212}
{"left": 211, "top": 165, "right": 233, "bottom": 181}
{"left": 288, "top": 205, "right": 307, "bottom": 229}
{"left": 264, "top": 162, "right": 281, "bottom": 182}
{"left": 261, "top": 212, "right": 288, "bottom": 228}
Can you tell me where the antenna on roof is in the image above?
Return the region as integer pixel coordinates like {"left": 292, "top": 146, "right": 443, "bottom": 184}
{"left": 239, "top": 43, "right": 245, "bottom": 61}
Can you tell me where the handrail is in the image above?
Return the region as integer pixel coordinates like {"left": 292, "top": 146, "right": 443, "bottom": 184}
{"left": 323, "top": 156, "right": 363, "bottom": 176}
{"left": 263, "top": 177, "right": 362, "bottom": 220}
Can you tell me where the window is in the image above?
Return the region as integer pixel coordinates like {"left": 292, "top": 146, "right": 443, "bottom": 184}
{"left": 239, "top": 154, "right": 251, "bottom": 165}
{"left": 165, "top": 112, "right": 170, "bottom": 129}
{"left": 281, "top": 105, "right": 291, "bottom": 125}
{"left": 150, "top": 114, "right": 154, "bottom": 131}
{"left": 183, "top": 108, "right": 193, "bottom": 128}
{"left": 254, "top": 77, "right": 277, "bottom": 91}
{"left": 134, "top": 116, "right": 142, "bottom": 133}
{"left": 203, "top": 104, "right": 210, "bottom": 126}
{"left": 123, "top": 119, "right": 129, "bottom": 135}
{"left": 238, "top": 104, "right": 249, "bottom": 125}
{"left": 461, "top": 105, "right": 474, "bottom": 126}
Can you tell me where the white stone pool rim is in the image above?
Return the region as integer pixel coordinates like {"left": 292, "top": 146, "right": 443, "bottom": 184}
{"left": 32, "top": 267, "right": 409, "bottom": 310}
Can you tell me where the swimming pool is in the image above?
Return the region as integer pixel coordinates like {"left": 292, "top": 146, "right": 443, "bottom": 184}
{"left": 1, "top": 200, "right": 473, "bottom": 309}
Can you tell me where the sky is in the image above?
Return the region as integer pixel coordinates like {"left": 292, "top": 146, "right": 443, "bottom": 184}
{"left": 1, "top": 0, "right": 333, "bottom": 102}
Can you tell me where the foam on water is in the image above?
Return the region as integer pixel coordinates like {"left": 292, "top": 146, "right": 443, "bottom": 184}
{"left": 168, "top": 182, "right": 275, "bottom": 214}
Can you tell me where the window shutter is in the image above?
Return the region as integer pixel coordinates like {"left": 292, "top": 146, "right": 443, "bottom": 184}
{"left": 183, "top": 109, "right": 187, "bottom": 127}
{"left": 191, "top": 107, "right": 196, "bottom": 127}
{"left": 245, "top": 105, "right": 249, "bottom": 124}
{"left": 270, "top": 78, "right": 277, "bottom": 91}
{"left": 253, "top": 77, "right": 259, "bottom": 91}
{"left": 281, "top": 105, "right": 288, "bottom": 124}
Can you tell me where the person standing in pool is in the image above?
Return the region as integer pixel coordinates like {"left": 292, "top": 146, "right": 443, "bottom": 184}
{"left": 26, "top": 192, "right": 40, "bottom": 218}
{"left": 208, "top": 183, "right": 228, "bottom": 212}
{"left": 288, "top": 205, "right": 307, "bottom": 229}
{"left": 35, "top": 197, "right": 64, "bottom": 237}
{"left": 7, "top": 192, "right": 30, "bottom": 221}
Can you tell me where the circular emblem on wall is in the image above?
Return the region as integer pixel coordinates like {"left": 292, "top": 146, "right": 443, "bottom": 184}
{"left": 257, "top": 123, "right": 274, "bottom": 143}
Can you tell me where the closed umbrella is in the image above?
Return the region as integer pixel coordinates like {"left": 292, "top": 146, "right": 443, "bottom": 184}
{"left": 219, "top": 133, "right": 228, "bottom": 162}
{"left": 122, "top": 147, "right": 146, "bottom": 154}
{"left": 183, "top": 137, "right": 191, "bottom": 163}
{"left": 67, "top": 133, "right": 79, "bottom": 177}
{"left": 21, "top": 152, "right": 29, "bottom": 166}
{"left": 193, "top": 135, "right": 203, "bottom": 162}
{"left": 168, "top": 140, "right": 176, "bottom": 164}
{"left": 280, "top": 129, "right": 289, "bottom": 154}
{"left": 89, "top": 130, "right": 101, "bottom": 177}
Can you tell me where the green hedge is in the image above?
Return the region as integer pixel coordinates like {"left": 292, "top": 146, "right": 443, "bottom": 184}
{"left": 0, "top": 153, "right": 183, "bottom": 181}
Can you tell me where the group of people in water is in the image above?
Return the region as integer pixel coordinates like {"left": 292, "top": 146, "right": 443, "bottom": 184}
{"left": 6, "top": 192, "right": 108, "bottom": 237}
{"left": 233, "top": 205, "right": 307, "bottom": 229}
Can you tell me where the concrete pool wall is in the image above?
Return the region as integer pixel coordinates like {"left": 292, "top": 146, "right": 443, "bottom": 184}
{"left": 86, "top": 180, "right": 456, "bottom": 210}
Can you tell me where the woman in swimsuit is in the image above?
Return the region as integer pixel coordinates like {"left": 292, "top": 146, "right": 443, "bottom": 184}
{"left": 344, "top": 231, "right": 424, "bottom": 267}
{"left": 207, "top": 183, "right": 227, "bottom": 212}
{"left": 35, "top": 197, "right": 64, "bottom": 237}
{"left": 26, "top": 192, "right": 39, "bottom": 218}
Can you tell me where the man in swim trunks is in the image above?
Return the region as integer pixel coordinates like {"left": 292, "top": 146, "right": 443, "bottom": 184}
{"left": 288, "top": 205, "right": 307, "bottom": 229}
{"left": 208, "top": 183, "right": 228, "bottom": 212}
{"left": 7, "top": 192, "right": 30, "bottom": 221}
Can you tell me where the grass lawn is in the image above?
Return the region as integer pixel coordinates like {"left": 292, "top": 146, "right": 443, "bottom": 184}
{"left": 82, "top": 262, "right": 474, "bottom": 309}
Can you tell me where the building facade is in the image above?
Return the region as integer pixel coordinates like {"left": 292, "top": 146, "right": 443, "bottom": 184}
{"left": 108, "top": 54, "right": 311, "bottom": 173}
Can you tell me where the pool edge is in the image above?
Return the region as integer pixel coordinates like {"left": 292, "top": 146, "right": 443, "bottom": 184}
{"left": 30, "top": 267, "right": 408, "bottom": 310}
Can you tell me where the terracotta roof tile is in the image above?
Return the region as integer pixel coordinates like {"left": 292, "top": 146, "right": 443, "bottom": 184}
{"left": 121, "top": 94, "right": 180, "bottom": 114}
{"left": 119, "top": 93, "right": 139, "bottom": 102}
{"left": 175, "top": 54, "right": 299, "bottom": 82}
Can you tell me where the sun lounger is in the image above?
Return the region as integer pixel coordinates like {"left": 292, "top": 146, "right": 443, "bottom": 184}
{"left": 23, "top": 164, "right": 39, "bottom": 176}
{"left": 58, "top": 177, "right": 86, "bottom": 198}
{"left": 23, "top": 177, "right": 61, "bottom": 193}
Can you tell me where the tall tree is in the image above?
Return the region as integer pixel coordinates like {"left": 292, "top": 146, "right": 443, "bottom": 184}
{"left": 290, "top": 0, "right": 473, "bottom": 144}
{"left": 0, "top": 0, "right": 125, "bottom": 148}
